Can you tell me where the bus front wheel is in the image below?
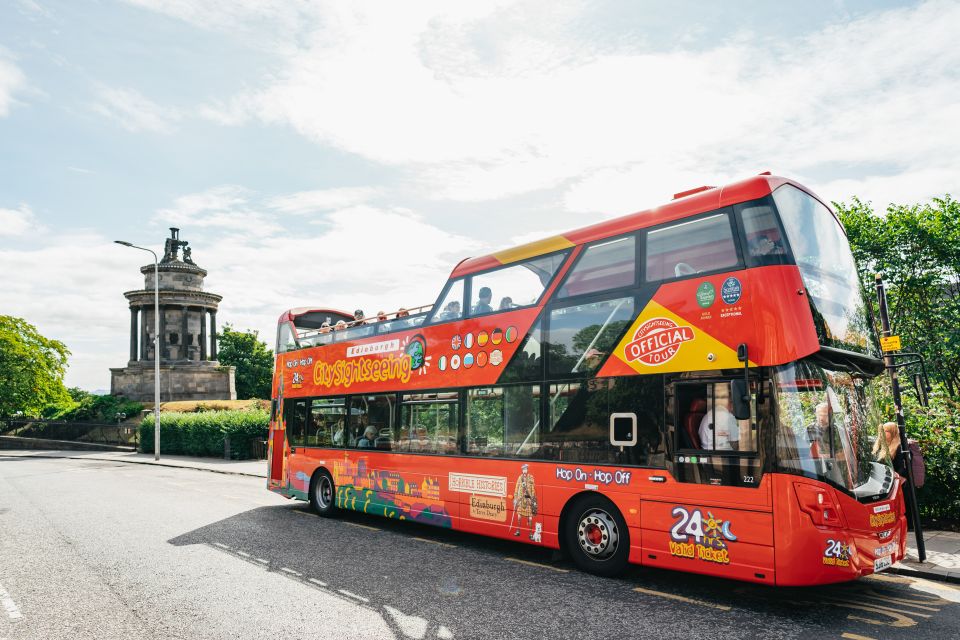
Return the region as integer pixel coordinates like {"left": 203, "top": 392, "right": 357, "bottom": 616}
{"left": 310, "top": 470, "right": 337, "bottom": 517}
{"left": 564, "top": 495, "right": 630, "bottom": 577}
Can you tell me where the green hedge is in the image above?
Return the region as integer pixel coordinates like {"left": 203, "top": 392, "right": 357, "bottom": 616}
{"left": 140, "top": 409, "right": 269, "bottom": 459}
{"left": 903, "top": 395, "right": 960, "bottom": 524}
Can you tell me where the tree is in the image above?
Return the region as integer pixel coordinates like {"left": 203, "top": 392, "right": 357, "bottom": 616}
{"left": 217, "top": 325, "right": 274, "bottom": 400}
{"left": 0, "top": 315, "right": 71, "bottom": 416}
{"left": 835, "top": 195, "right": 960, "bottom": 396}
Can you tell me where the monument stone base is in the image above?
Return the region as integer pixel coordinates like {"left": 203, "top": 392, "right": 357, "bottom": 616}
{"left": 110, "top": 362, "right": 237, "bottom": 402}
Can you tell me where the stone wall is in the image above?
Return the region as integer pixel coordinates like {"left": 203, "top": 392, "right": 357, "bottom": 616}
{"left": 110, "top": 364, "right": 236, "bottom": 401}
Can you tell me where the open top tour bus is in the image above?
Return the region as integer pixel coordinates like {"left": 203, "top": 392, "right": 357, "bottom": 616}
{"left": 267, "top": 173, "right": 905, "bottom": 586}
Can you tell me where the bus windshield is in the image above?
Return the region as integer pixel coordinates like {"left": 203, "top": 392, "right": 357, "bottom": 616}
{"left": 773, "top": 185, "right": 876, "bottom": 356}
{"left": 774, "top": 359, "right": 894, "bottom": 502}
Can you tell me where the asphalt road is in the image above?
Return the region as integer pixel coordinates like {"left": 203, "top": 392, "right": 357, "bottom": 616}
{"left": 1, "top": 456, "right": 959, "bottom": 640}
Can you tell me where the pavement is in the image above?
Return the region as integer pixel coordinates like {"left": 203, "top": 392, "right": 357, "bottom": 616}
{"left": 2, "top": 447, "right": 959, "bottom": 584}
{"left": 0, "top": 448, "right": 267, "bottom": 477}
{"left": 3, "top": 454, "right": 960, "bottom": 640}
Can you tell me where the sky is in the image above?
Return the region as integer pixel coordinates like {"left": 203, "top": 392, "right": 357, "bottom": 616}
{"left": 0, "top": 0, "right": 958, "bottom": 391}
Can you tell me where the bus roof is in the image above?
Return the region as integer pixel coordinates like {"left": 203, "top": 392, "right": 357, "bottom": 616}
{"left": 450, "top": 173, "right": 814, "bottom": 279}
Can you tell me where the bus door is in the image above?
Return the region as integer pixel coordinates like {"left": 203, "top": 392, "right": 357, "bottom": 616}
{"left": 268, "top": 397, "right": 286, "bottom": 488}
{"left": 639, "top": 376, "right": 776, "bottom": 583}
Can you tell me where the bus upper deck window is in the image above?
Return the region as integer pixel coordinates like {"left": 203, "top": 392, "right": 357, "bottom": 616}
{"left": 469, "top": 252, "right": 566, "bottom": 315}
{"left": 430, "top": 279, "right": 464, "bottom": 323}
{"left": 557, "top": 236, "right": 635, "bottom": 298}
{"left": 645, "top": 213, "right": 739, "bottom": 282}
{"left": 739, "top": 201, "right": 788, "bottom": 263}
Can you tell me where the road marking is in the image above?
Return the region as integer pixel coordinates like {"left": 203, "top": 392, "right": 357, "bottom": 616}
{"left": 841, "top": 633, "right": 876, "bottom": 640}
{"left": 504, "top": 558, "right": 569, "bottom": 573}
{"left": 825, "top": 598, "right": 931, "bottom": 619}
{"left": 413, "top": 537, "right": 456, "bottom": 548}
{"left": 280, "top": 567, "right": 302, "bottom": 576}
{"left": 342, "top": 521, "right": 380, "bottom": 532}
{"left": 213, "top": 542, "right": 230, "bottom": 550}
{"left": 309, "top": 578, "right": 328, "bottom": 587}
{"left": 255, "top": 558, "right": 269, "bottom": 564}
{"left": 293, "top": 510, "right": 317, "bottom": 518}
{"left": 338, "top": 589, "right": 370, "bottom": 603}
{"left": 0, "top": 581, "right": 23, "bottom": 622}
{"left": 632, "top": 587, "right": 732, "bottom": 611}
{"left": 857, "top": 593, "right": 940, "bottom": 612}
{"left": 236, "top": 551, "right": 251, "bottom": 558}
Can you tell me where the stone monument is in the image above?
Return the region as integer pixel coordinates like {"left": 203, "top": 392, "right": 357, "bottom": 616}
{"left": 110, "top": 228, "right": 237, "bottom": 401}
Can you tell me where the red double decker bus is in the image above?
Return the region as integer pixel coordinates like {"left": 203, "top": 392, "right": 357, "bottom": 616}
{"left": 267, "top": 174, "right": 905, "bottom": 585}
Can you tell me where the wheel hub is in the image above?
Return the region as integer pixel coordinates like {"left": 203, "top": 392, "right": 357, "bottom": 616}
{"left": 577, "top": 509, "right": 618, "bottom": 560}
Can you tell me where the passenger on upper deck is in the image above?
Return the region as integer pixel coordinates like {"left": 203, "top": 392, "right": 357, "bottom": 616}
{"left": 473, "top": 287, "right": 493, "bottom": 314}
{"left": 397, "top": 308, "right": 409, "bottom": 317}
{"left": 440, "top": 301, "right": 461, "bottom": 321}
{"left": 334, "top": 320, "right": 347, "bottom": 331}
{"left": 352, "top": 309, "right": 365, "bottom": 326}
{"left": 319, "top": 321, "right": 332, "bottom": 334}
{"left": 377, "top": 311, "right": 388, "bottom": 321}
{"left": 499, "top": 296, "right": 514, "bottom": 310}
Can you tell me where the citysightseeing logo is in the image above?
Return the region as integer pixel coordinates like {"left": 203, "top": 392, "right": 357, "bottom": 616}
{"left": 313, "top": 353, "right": 413, "bottom": 389}
{"left": 624, "top": 317, "right": 695, "bottom": 366}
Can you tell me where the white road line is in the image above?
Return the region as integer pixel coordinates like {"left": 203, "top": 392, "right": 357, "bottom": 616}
{"left": 0, "top": 581, "right": 23, "bottom": 622}
{"left": 338, "top": 589, "right": 369, "bottom": 603}
{"left": 280, "top": 567, "right": 302, "bottom": 576}
{"left": 342, "top": 521, "right": 380, "bottom": 532}
{"left": 308, "top": 578, "right": 328, "bottom": 587}
{"left": 236, "top": 551, "right": 251, "bottom": 558}
{"left": 213, "top": 542, "right": 230, "bottom": 550}
{"left": 504, "top": 557, "right": 569, "bottom": 573}
{"left": 412, "top": 537, "right": 456, "bottom": 548}
{"left": 255, "top": 558, "right": 269, "bottom": 564}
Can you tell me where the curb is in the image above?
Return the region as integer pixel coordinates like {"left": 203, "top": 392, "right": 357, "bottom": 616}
{"left": 889, "top": 564, "right": 960, "bottom": 585}
{"left": 0, "top": 452, "right": 267, "bottom": 479}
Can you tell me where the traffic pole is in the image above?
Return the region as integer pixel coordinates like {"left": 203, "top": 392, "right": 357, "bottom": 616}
{"left": 875, "top": 274, "right": 925, "bottom": 562}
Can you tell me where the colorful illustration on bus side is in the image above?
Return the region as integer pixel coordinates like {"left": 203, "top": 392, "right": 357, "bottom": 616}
{"left": 333, "top": 457, "right": 452, "bottom": 527}
{"left": 402, "top": 334, "right": 431, "bottom": 376}
{"left": 449, "top": 472, "right": 508, "bottom": 523}
{"left": 823, "top": 538, "right": 851, "bottom": 567}
{"left": 669, "top": 506, "right": 737, "bottom": 565}
{"left": 511, "top": 464, "right": 541, "bottom": 542}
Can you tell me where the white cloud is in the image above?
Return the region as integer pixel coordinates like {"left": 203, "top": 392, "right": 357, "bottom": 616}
{"left": 0, "top": 56, "right": 26, "bottom": 117}
{"left": 267, "top": 187, "right": 377, "bottom": 215}
{"left": 0, "top": 186, "right": 484, "bottom": 389}
{"left": 91, "top": 86, "right": 180, "bottom": 134}
{"left": 0, "top": 203, "right": 40, "bottom": 236}
{"left": 170, "top": 0, "right": 959, "bottom": 210}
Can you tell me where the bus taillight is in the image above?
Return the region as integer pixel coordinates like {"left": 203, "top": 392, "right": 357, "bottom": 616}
{"left": 794, "top": 483, "right": 844, "bottom": 527}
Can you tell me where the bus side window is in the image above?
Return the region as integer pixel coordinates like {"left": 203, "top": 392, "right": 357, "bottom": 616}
{"left": 677, "top": 382, "right": 758, "bottom": 453}
{"left": 466, "top": 385, "right": 541, "bottom": 458}
{"left": 644, "top": 212, "right": 739, "bottom": 282}
{"left": 430, "top": 279, "right": 465, "bottom": 324}
{"left": 287, "top": 399, "right": 308, "bottom": 447}
{"left": 398, "top": 392, "right": 459, "bottom": 454}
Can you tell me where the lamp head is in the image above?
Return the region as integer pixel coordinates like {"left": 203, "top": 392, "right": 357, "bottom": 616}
{"left": 114, "top": 240, "right": 133, "bottom": 247}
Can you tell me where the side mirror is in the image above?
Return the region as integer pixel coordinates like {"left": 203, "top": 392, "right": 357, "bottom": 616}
{"left": 731, "top": 378, "right": 751, "bottom": 420}
{"left": 610, "top": 413, "right": 637, "bottom": 446}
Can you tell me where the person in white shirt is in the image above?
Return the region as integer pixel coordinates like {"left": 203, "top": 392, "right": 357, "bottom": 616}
{"left": 699, "top": 384, "right": 740, "bottom": 450}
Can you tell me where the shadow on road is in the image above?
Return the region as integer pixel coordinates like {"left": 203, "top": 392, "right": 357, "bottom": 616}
{"left": 168, "top": 504, "right": 958, "bottom": 640}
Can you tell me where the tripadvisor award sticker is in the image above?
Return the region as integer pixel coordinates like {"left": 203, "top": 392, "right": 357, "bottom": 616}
{"left": 721, "top": 277, "right": 742, "bottom": 304}
{"left": 696, "top": 282, "right": 715, "bottom": 308}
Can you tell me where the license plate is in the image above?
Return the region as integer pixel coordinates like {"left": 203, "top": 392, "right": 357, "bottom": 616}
{"left": 874, "top": 556, "right": 893, "bottom": 572}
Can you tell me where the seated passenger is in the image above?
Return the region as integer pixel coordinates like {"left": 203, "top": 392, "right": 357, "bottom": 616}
{"left": 357, "top": 425, "right": 378, "bottom": 448}
{"left": 440, "top": 301, "right": 461, "bottom": 321}
{"left": 333, "top": 320, "right": 347, "bottom": 331}
{"left": 319, "top": 321, "right": 332, "bottom": 334}
{"left": 499, "top": 296, "right": 514, "bottom": 310}
{"left": 473, "top": 287, "right": 493, "bottom": 314}
{"left": 397, "top": 308, "right": 409, "bottom": 317}
{"left": 352, "top": 309, "right": 365, "bottom": 326}
{"left": 377, "top": 310, "right": 388, "bottom": 321}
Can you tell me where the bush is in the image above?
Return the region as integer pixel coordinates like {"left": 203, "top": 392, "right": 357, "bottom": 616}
{"left": 902, "top": 393, "right": 960, "bottom": 524}
{"left": 140, "top": 409, "right": 269, "bottom": 459}
{"left": 44, "top": 389, "right": 143, "bottom": 423}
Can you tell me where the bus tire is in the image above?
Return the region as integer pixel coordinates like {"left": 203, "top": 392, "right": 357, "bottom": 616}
{"left": 564, "top": 495, "right": 630, "bottom": 577}
{"left": 309, "top": 469, "right": 337, "bottom": 517}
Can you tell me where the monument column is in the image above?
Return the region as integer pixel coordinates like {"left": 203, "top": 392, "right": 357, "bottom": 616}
{"left": 158, "top": 305, "right": 166, "bottom": 361}
{"left": 200, "top": 309, "right": 208, "bottom": 361}
{"left": 210, "top": 311, "right": 218, "bottom": 360}
{"left": 141, "top": 305, "right": 149, "bottom": 361}
{"left": 129, "top": 306, "right": 138, "bottom": 362}
{"left": 181, "top": 305, "right": 189, "bottom": 361}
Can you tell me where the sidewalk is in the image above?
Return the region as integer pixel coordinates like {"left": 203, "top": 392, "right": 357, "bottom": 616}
{"left": 0, "top": 448, "right": 267, "bottom": 478}
{"left": 893, "top": 529, "right": 960, "bottom": 584}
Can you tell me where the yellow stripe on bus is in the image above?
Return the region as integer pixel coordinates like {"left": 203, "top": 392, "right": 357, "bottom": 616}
{"left": 492, "top": 235, "right": 575, "bottom": 265}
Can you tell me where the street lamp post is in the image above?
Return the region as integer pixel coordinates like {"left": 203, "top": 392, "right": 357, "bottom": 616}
{"left": 115, "top": 240, "right": 161, "bottom": 460}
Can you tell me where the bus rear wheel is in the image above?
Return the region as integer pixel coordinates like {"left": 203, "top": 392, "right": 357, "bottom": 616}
{"left": 310, "top": 470, "right": 337, "bottom": 517}
{"left": 564, "top": 495, "right": 630, "bottom": 577}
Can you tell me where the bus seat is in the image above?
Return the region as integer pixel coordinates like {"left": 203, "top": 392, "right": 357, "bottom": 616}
{"left": 684, "top": 398, "right": 706, "bottom": 449}
{"left": 675, "top": 262, "right": 697, "bottom": 277}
